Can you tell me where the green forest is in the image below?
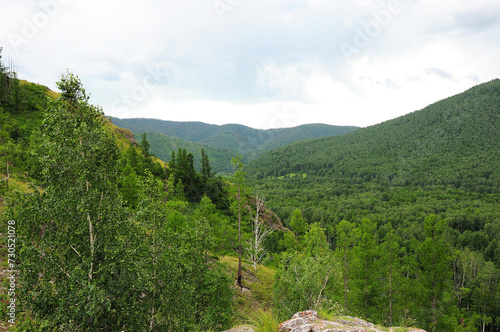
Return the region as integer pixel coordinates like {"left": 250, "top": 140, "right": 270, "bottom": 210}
{"left": 0, "top": 47, "right": 499, "bottom": 332}
{"left": 246, "top": 79, "right": 500, "bottom": 331}
{"left": 111, "top": 117, "right": 359, "bottom": 173}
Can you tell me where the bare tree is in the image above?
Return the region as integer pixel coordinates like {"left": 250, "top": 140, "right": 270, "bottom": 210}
{"left": 245, "top": 194, "right": 275, "bottom": 271}
{"left": 1, "top": 162, "right": 10, "bottom": 189}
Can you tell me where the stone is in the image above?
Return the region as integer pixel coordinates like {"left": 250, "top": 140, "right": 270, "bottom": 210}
{"left": 278, "top": 311, "right": 428, "bottom": 332}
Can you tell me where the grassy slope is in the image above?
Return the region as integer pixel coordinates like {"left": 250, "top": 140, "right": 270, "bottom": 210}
{"left": 220, "top": 256, "right": 276, "bottom": 326}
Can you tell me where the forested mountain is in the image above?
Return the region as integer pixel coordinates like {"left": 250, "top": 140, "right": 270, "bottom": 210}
{"left": 247, "top": 79, "right": 500, "bottom": 332}
{"left": 111, "top": 117, "right": 359, "bottom": 171}
{"left": 248, "top": 79, "right": 499, "bottom": 193}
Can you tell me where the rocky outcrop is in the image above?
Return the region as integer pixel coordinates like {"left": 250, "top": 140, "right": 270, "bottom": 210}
{"left": 278, "top": 311, "right": 427, "bottom": 332}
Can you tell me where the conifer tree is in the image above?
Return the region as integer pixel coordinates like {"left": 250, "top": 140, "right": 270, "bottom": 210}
{"left": 418, "top": 214, "right": 452, "bottom": 331}
{"left": 231, "top": 155, "right": 245, "bottom": 288}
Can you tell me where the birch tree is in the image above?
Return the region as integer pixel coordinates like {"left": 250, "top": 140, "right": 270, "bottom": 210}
{"left": 245, "top": 194, "right": 275, "bottom": 270}
{"left": 16, "top": 72, "right": 133, "bottom": 330}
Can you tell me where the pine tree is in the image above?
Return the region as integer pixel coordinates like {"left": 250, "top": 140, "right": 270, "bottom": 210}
{"left": 335, "top": 219, "right": 359, "bottom": 312}
{"left": 354, "top": 217, "right": 379, "bottom": 320}
{"left": 379, "top": 224, "right": 403, "bottom": 326}
{"left": 231, "top": 155, "right": 245, "bottom": 288}
{"left": 418, "top": 214, "right": 452, "bottom": 331}
{"left": 201, "top": 148, "right": 212, "bottom": 183}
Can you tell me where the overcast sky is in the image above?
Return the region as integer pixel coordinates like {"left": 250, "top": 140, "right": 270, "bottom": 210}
{"left": 1, "top": 0, "right": 499, "bottom": 129}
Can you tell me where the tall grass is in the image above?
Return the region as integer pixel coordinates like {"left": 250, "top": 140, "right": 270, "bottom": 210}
{"left": 248, "top": 309, "right": 280, "bottom": 332}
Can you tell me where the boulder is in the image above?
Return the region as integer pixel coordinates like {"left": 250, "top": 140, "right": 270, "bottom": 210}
{"left": 278, "top": 311, "right": 427, "bottom": 332}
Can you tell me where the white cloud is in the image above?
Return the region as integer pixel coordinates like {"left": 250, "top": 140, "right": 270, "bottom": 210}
{"left": 1, "top": 0, "right": 499, "bottom": 129}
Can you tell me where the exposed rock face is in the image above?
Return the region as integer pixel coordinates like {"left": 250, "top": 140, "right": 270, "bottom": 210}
{"left": 278, "top": 311, "right": 427, "bottom": 332}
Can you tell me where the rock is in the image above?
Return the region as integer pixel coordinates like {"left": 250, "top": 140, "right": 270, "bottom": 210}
{"left": 278, "top": 311, "right": 428, "bottom": 332}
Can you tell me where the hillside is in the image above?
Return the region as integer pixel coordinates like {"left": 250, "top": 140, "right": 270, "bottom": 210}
{"left": 248, "top": 79, "right": 500, "bottom": 193}
{"left": 246, "top": 80, "right": 500, "bottom": 331}
{"left": 2, "top": 49, "right": 499, "bottom": 331}
{"left": 110, "top": 118, "right": 359, "bottom": 171}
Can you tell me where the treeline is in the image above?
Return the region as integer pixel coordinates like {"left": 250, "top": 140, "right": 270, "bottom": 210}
{"left": 134, "top": 131, "right": 238, "bottom": 173}
{"left": 110, "top": 118, "right": 359, "bottom": 173}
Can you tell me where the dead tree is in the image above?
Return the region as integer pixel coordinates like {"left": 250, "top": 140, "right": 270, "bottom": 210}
{"left": 245, "top": 194, "right": 275, "bottom": 271}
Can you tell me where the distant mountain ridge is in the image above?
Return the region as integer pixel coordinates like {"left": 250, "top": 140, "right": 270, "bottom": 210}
{"left": 110, "top": 118, "right": 359, "bottom": 172}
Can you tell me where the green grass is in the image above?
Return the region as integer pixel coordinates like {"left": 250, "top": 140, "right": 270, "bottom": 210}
{"left": 220, "top": 256, "right": 276, "bottom": 327}
{"left": 248, "top": 309, "right": 280, "bottom": 332}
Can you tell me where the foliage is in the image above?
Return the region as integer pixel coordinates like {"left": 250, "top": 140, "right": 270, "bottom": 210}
{"left": 251, "top": 80, "right": 500, "bottom": 331}
{"left": 167, "top": 147, "right": 231, "bottom": 210}
{"left": 133, "top": 173, "right": 234, "bottom": 330}
{"left": 14, "top": 72, "right": 131, "bottom": 330}
{"left": 273, "top": 223, "right": 342, "bottom": 318}
{"left": 8, "top": 72, "right": 234, "bottom": 331}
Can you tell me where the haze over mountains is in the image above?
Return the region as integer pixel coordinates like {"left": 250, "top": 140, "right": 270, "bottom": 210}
{"left": 110, "top": 118, "right": 359, "bottom": 172}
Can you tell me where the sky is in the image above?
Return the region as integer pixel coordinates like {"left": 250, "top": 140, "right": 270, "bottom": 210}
{"left": 1, "top": 0, "right": 499, "bottom": 129}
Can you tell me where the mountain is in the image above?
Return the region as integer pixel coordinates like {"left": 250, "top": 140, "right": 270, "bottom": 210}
{"left": 248, "top": 79, "right": 500, "bottom": 193}
{"left": 247, "top": 79, "right": 500, "bottom": 264}
{"left": 110, "top": 118, "right": 359, "bottom": 171}
{"left": 243, "top": 80, "right": 500, "bottom": 332}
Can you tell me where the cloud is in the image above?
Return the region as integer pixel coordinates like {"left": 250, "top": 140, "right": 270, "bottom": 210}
{"left": 1, "top": 0, "right": 499, "bottom": 128}
{"left": 425, "top": 68, "right": 454, "bottom": 80}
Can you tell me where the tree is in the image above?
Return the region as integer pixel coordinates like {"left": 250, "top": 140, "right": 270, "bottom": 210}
{"left": 354, "top": 217, "right": 379, "bottom": 320}
{"left": 118, "top": 163, "right": 139, "bottom": 207}
{"left": 379, "top": 224, "right": 403, "bottom": 326}
{"left": 231, "top": 155, "right": 245, "bottom": 288}
{"left": 290, "top": 208, "right": 307, "bottom": 237}
{"left": 16, "top": 72, "right": 133, "bottom": 330}
{"left": 167, "top": 148, "right": 202, "bottom": 203}
{"left": 274, "top": 223, "right": 342, "bottom": 317}
{"left": 141, "top": 133, "right": 151, "bottom": 159}
{"left": 245, "top": 194, "right": 275, "bottom": 270}
{"left": 418, "top": 214, "right": 452, "bottom": 331}
{"left": 472, "top": 262, "right": 499, "bottom": 332}
{"left": 335, "top": 219, "right": 359, "bottom": 312}
{"left": 134, "top": 173, "right": 234, "bottom": 331}
{"left": 201, "top": 148, "right": 212, "bottom": 183}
